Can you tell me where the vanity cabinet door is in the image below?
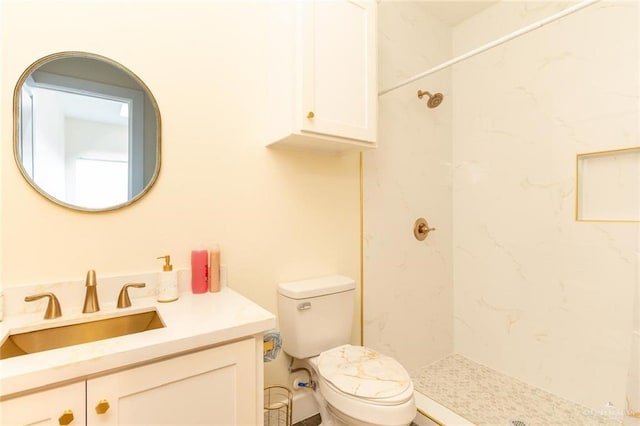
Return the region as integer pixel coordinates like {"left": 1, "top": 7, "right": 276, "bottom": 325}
{"left": 0, "top": 382, "right": 86, "bottom": 426}
{"left": 86, "top": 338, "right": 258, "bottom": 425}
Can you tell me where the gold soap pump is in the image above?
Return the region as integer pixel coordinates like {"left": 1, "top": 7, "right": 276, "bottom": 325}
{"left": 156, "top": 255, "right": 178, "bottom": 302}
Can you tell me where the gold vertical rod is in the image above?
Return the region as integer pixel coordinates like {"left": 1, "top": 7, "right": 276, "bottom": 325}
{"left": 359, "top": 152, "right": 364, "bottom": 346}
{"left": 575, "top": 153, "right": 580, "bottom": 222}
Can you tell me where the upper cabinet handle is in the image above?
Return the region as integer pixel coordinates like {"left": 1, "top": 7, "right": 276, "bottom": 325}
{"left": 307, "top": 111, "right": 315, "bottom": 119}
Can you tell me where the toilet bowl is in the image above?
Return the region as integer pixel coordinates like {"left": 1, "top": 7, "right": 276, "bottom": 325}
{"left": 307, "top": 345, "right": 416, "bottom": 426}
{"left": 277, "top": 275, "right": 416, "bottom": 426}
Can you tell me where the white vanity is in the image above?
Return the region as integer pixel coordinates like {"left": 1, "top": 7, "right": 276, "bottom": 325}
{"left": 0, "top": 285, "right": 275, "bottom": 425}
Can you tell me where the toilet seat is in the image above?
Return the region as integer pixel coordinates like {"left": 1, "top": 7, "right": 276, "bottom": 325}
{"left": 320, "top": 375, "right": 414, "bottom": 406}
{"left": 317, "top": 344, "right": 412, "bottom": 401}
{"left": 310, "top": 345, "right": 416, "bottom": 425}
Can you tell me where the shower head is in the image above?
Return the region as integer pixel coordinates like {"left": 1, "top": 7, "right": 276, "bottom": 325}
{"left": 417, "top": 90, "right": 444, "bottom": 108}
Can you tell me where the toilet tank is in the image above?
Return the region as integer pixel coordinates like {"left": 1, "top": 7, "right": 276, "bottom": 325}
{"left": 277, "top": 275, "right": 355, "bottom": 359}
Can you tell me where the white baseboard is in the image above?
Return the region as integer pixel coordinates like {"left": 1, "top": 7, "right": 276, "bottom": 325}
{"left": 292, "top": 389, "right": 319, "bottom": 424}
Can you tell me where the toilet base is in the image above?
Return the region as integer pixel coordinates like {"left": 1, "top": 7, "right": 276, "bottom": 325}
{"left": 328, "top": 403, "right": 395, "bottom": 426}
{"left": 311, "top": 387, "right": 335, "bottom": 426}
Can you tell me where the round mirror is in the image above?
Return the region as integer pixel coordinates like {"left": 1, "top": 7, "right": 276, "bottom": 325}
{"left": 13, "top": 52, "right": 161, "bottom": 212}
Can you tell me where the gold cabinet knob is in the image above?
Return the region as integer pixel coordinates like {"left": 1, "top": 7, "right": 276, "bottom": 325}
{"left": 95, "top": 399, "right": 110, "bottom": 415}
{"left": 307, "top": 111, "right": 315, "bottom": 119}
{"left": 59, "top": 410, "right": 74, "bottom": 425}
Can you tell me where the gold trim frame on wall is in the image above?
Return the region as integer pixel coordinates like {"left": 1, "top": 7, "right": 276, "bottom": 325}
{"left": 575, "top": 146, "right": 640, "bottom": 222}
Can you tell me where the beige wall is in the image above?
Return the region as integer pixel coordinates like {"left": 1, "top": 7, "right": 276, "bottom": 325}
{"left": 0, "top": 1, "right": 361, "bottom": 387}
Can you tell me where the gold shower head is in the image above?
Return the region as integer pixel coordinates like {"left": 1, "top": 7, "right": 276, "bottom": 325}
{"left": 417, "top": 90, "right": 444, "bottom": 108}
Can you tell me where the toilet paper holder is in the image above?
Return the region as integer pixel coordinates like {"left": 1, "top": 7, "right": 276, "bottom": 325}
{"left": 263, "top": 329, "right": 282, "bottom": 362}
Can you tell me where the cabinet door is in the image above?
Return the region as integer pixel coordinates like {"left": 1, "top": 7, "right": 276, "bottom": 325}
{"left": 300, "top": 0, "right": 377, "bottom": 143}
{"left": 0, "top": 382, "right": 86, "bottom": 426}
{"left": 86, "top": 338, "right": 258, "bottom": 425}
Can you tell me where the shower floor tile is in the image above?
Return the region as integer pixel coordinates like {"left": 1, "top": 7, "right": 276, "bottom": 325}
{"left": 411, "top": 354, "right": 622, "bottom": 426}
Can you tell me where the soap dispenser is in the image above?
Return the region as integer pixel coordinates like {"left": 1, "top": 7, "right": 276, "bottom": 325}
{"left": 157, "top": 255, "right": 178, "bottom": 302}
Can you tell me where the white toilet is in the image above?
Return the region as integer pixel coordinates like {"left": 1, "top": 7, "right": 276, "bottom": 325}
{"left": 277, "top": 275, "right": 416, "bottom": 426}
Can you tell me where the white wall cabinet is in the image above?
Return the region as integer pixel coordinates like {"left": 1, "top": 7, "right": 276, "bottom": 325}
{"left": 265, "top": 0, "right": 377, "bottom": 153}
{"left": 1, "top": 338, "right": 260, "bottom": 426}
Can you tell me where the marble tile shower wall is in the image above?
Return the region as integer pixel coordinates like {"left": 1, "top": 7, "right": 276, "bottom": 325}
{"left": 366, "top": 0, "right": 638, "bottom": 417}
{"left": 452, "top": 0, "right": 639, "bottom": 412}
{"left": 363, "top": 2, "right": 454, "bottom": 373}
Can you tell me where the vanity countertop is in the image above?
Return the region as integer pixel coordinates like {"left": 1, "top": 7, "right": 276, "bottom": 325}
{"left": 0, "top": 288, "right": 276, "bottom": 399}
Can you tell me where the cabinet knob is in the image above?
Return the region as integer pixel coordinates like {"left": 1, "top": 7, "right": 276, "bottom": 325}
{"left": 306, "top": 111, "right": 315, "bottom": 119}
{"left": 95, "top": 399, "right": 110, "bottom": 415}
{"left": 59, "top": 410, "right": 74, "bottom": 425}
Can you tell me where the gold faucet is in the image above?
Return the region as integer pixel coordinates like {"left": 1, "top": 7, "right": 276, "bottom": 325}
{"left": 82, "top": 270, "right": 100, "bottom": 313}
{"left": 24, "top": 292, "right": 62, "bottom": 319}
{"left": 117, "top": 283, "right": 146, "bottom": 308}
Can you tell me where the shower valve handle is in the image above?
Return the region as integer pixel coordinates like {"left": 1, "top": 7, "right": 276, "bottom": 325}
{"left": 414, "top": 218, "right": 436, "bottom": 241}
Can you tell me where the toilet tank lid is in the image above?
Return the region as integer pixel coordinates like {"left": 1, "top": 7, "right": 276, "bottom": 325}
{"left": 277, "top": 275, "right": 355, "bottom": 299}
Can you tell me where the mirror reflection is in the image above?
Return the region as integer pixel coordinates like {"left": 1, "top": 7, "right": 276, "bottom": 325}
{"left": 14, "top": 52, "right": 160, "bottom": 211}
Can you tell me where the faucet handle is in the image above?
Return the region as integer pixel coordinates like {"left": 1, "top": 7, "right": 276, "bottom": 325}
{"left": 25, "top": 292, "right": 62, "bottom": 319}
{"left": 117, "top": 283, "right": 146, "bottom": 309}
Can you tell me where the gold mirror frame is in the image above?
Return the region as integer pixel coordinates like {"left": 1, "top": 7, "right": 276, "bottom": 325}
{"left": 13, "top": 51, "right": 161, "bottom": 212}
